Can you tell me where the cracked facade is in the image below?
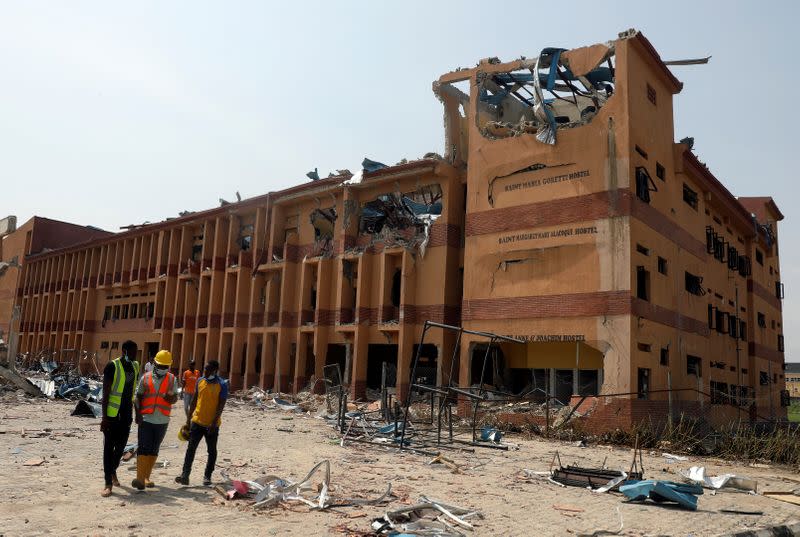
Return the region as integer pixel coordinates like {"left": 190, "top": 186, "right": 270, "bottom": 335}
{"left": 12, "top": 30, "right": 788, "bottom": 426}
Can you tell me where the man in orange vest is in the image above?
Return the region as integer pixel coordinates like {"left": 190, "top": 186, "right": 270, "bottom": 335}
{"left": 132, "top": 349, "right": 178, "bottom": 490}
{"left": 181, "top": 358, "right": 200, "bottom": 419}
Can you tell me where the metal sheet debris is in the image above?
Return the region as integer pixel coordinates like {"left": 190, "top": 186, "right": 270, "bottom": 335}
{"left": 680, "top": 466, "right": 757, "bottom": 492}
{"left": 372, "top": 496, "right": 482, "bottom": 536}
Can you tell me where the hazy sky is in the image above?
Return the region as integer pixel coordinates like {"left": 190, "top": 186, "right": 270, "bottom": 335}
{"left": 1, "top": 1, "right": 798, "bottom": 357}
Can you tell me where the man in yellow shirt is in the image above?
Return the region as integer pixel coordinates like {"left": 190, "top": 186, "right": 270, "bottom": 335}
{"left": 174, "top": 360, "right": 227, "bottom": 486}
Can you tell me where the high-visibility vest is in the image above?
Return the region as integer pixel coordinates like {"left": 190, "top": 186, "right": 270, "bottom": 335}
{"left": 106, "top": 358, "right": 140, "bottom": 418}
{"left": 140, "top": 371, "right": 174, "bottom": 416}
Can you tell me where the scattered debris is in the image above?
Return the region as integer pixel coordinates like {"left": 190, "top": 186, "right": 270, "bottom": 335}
{"left": 552, "top": 504, "right": 584, "bottom": 513}
{"left": 662, "top": 453, "right": 688, "bottom": 462}
{"left": 680, "top": 466, "right": 757, "bottom": 492}
{"left": 371, "top": 496, "right": 482, "bottom": 536}
{"left": 23, "top": 457, "right": 46, "bottom": 466}
{"left": 720, "top": 508, "right": 763, "bottom": 515}
{"left": 762, "top": 491, "right": 800, "bottom": 506}
{"left": 71, "top": 400, "right": 102, "bottom": 418}
{"left": 619, "top": 480, "right": 703, "bottom": 511}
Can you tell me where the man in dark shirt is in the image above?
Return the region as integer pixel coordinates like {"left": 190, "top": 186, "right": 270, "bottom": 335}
{"left": 100, "top": 340, "right": 140, "bottom": 497}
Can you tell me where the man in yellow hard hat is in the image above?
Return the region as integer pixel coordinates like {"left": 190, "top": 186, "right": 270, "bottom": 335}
{"left": 100, "top": 340, "right": 140, "bottom": 497}
{"left": 131, "top": 349, "right": 178, "bottom": 490}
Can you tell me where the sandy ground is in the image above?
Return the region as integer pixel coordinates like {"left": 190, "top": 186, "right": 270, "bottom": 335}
{"left": 1, "top": 391, "right": 799, "bottom": 537}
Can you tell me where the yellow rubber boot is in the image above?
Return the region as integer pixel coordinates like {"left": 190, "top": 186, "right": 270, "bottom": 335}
{"left": 144, "top": 455, "right": 157, "bottom": 488}
{"left": 131, "top": 455, "right": 146, "bottom": 490}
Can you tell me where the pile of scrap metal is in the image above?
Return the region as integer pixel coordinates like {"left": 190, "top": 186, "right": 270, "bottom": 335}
{"left": 477, "top": 38, "right": 622, "bottom": 144}
{"left": 22, "top": 355, "right": 103, "bottom": 416}
{"left": 371, "top": 496, "right": 483, "bottom": 536}
{"left": 356, "top": 187, "right": 442, "bottom": 257}
{"left": 215, "top": 460, "right": 392, "bottom": 511}
{"left": 310, "top": 207, "right": 337, "bottom": 257}
{"left": 548, "top": 449, "right": 643, "bottom": 492}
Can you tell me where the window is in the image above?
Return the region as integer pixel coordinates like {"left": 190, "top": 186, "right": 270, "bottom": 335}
{"left": 687, "top": 355, "right": 702, "bottom": 376}
{"left": 682, "top": 183, "right": 698, "bottom": 210}
{"left": 776, "top": 281, "right": 785, "bottom": 299}
{"left": 646, "top": 83, "right": 657, "bottom": 105}
{"left": 636, "top": 243, "right": 650, "bottom": 256}
{"left": 656, "top": 162, "right": 665, "bottom": 181}
{"left": 738, "top": 256, "right": 751, "bottom": 277}
{"left": 707, "top": 304, "right": 716, "bottom": 330}
{"left": 100, "top": 341, "right": 109, "bottom": 349}
{"left": 112, "top": 305, "right": 120, "bottom": 320}
{"left": 756, "top": 249, "right": 764, "bottom": 265}
{"left": 635, "top": 167, "right": 655, "bottom": 203}
{"left": 635, "top": 145, "right": 649, "bottom": 159}
{"left": 103, "top": 305, "right": 112, "bottom": 321}
{"left": 636, "top": 266, "right": 650, "bottom": 301}
{"left": 778, "top": 334, "right": 785, "bottom": 352}
{"left": 657, "top": 257, "right": 668, "bottom": 275}
{"left": 121, "top": 304, "right": 129, "bottom": 319}
{"left": 111, "top": 342, "right": 119, "bottom": 350}
{"left": 757, "top": 312, "right": 766, "bottom": 328}
{"left": 130, "top": 304, "right": 138, "bottom": 319}
{"left": 705, "top": 227, "right": 715, "bottom": 254}
{"left": 728, "top": 314, "right": 738, "bottom": 339}
{"left": 739, "top": 320, "right": 746, "bottom": 340}
{"left": 771, "top": 319, "right": 776, "bottom": 330}
{"left": 715, "top": 309, "right": 728, "bottom": 334}
{"left": 710, "top": 380, "right": 729, "bottom": 405}
{"left": 727, "top": 246, "right": 739, "bottom": 270}
{"left": 660, "top": 348, "right": 669, "bottom": 366}
{"left": 685, "top": 271, "right": 704, "bottom": 296}
{"left": 638, "top": 368, "right": 650, "bottom": 400}
{"left": 191, "top": 244, "right": 203, "bottom": 262}
{"left": 637, "top": 342, "right": 652, "bottom": 352}
{"left": 760, "top": 371, "right": 769, "bottom": 385}
{"left": 147, "top": 302, "right": 155, "bottom": 319}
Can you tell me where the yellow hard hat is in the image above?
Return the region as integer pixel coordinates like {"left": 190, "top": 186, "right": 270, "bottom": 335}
{"left": 154, "top": 349, "right": 173, "bottom": 367}
{"left": 178, "top": 424, "right": 190, "bottom": 441}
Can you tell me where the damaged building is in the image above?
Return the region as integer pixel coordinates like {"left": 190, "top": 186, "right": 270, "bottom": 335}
{"left": 12, "top": 30, "right": 788, "bottom": 428}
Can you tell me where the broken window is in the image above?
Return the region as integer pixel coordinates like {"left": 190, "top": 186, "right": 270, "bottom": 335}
{"left": 687, "top": 355, "right": 701, "bottom": 377}
{"left": 757, "top": 312, "right": 766, "bottom": 328}
{"left": 636, "top": 243, "right": 649, "bottom": 256}
{"left": 683, "top": 183, "right": 698, "bottom": 210}
{"left": 635, "top": 167, "right": 656, "bottom": 203}
{"left": 660, "top": 348, "right": 669, "bottom": 366}
{"left": 310, "top": 208, "right": 337, "bottom": 240}
{"left": 191, "top": 234, "right": 203, "bottom": 262}
{"left": 238, "top": 225, "right": 253, "bottom": 252}
{"left": 100, "top": 341, "right": 109, "bottom": 349}
{"left": 636, "top": 266, "right": 650, "bottom": 301}
{"left": 685, "top": 271, "right": 705, "bottom": 296}
{"left": 656, "top": 162, "right": 665, "bottom": 181}
{"left": 476, "top": 46, "right": 615, "bottom": 144}
{"left": 760, "top": 371, "right": 769, "bottom": 385}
